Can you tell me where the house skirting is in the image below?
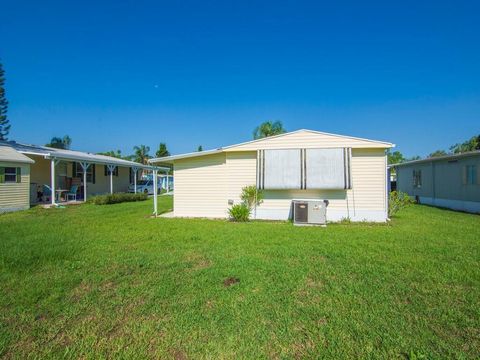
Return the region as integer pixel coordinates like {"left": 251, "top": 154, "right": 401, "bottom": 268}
{"left": 0, "top": 205, "right": 30, "bottom": 213}
{"left": 254, "top": 208, "right": 388, "bottom": 222}
{"left": 418, "top": 197, "right": 480, "bottom": 214}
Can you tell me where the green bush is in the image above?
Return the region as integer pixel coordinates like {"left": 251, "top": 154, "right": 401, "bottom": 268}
{"left": 228, "top": 203, "right": 251, "bottom": 222}
{"left": 89, "top": 192, "right": 148, "bottom": 205}
{"left": 240, "top": 185, "right": 264, "bottom": 210}
{"left": 389, "top": 191, "right": 414, "bottom": 217}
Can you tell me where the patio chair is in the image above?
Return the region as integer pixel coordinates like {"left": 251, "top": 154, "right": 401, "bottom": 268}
{"left": 42, "top": 184, "right": 52, "bottom": 203}
{"left": 66, "top": 185, "right": 79, "bottom": 201}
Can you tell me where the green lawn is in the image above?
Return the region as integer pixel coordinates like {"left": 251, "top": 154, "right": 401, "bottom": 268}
{"left": 0, "top": 197, "right": 479, "bottom": 359}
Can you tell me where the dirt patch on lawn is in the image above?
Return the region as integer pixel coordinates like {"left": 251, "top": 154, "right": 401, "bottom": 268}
{"left": 305, "top": 277, "right": 323, "bottom": 289}
{"left": 223, "top": 277, "right": 240, "bottom": 287}
{"left": 70, "top": 281, "right": 92, "bottom": 302}
{"left": 171, "top": 349, "right": 188, "bottom": 360}
{"left": 185, "top": 253, "right": 212, "bottom": 271}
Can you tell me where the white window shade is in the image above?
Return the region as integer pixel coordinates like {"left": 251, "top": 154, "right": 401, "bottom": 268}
{"left": 305, "top": 148, "right": 351, "bottom": 189}
{"left": 260, "top": 149, "right": 302, "bottom": 189}
{"left": 257, "top": 148, "right": 351, "bottom": 190}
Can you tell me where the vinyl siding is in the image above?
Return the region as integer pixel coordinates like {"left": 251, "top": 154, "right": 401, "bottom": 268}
{"left": 226, "top": 152, "right": 257, "bottom": 203}
{"left": 173, "top": 153, "right": 228, "bottom": 217}
{"left": 207, "top": 149, "right": 387, "bottom": 220}
{"left": 228, "top": 131, "right": 390, "bottom": 151}
{"left": 88, "top": 165, "right": 131, "bottom": 195}
{"left": 0, "top": 161, "right": 31, "bottom": 212}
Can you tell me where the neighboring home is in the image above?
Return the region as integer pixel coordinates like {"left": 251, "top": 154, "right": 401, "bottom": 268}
{"left": 393, "top": 151, "right": 480, "bottom": 213}
{"left": 0, "top": 146, "right": 35, "bottom": 212}
{"left": 149, "top": 129, "right": 394, "bottom": 222}
{"left": 0, "top": 140, "right": 168, "bottom": 213}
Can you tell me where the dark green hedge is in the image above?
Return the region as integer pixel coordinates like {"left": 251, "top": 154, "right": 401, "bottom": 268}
{"left": 89, "top": 192, "right": 148, "bottom": 205}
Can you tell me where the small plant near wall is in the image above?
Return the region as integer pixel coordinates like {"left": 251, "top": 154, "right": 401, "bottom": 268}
{"left": 228, "top": 203, "right": 251, "bottom": 222}
{"left": 228, "top": 185, "right": 264, "bottom": 222}
{"left": 240, "top": 185, "right": 264, "bottom": 209}
{"left": 388, "top": 191, "right": 414, "bottom": 218}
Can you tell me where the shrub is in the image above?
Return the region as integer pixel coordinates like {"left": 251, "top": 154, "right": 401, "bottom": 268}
{"left": 89, "top": 192, "right": 148, "bottom": 205}
{"left": 240, "top": 185, "right": 264, "bottom": 210}
{"left": 388, "top": 191, "right": 414, "bottom": 217}
{"left": 228, "top": 203, "right": 251, "bottom": 222}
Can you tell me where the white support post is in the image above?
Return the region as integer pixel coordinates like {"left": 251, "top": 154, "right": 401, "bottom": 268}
{"left": 50, "top": 158, "right": 56, "bottom": 205}
{"left": 132, "top": 167, "right": 138, "bottom": 193}
{"left": 165, "top": 170, "right": 169, "bottom": 193}
{"left": 80, "top": 162, "right": 91, "bottom": 202}
{"left": 153, "top": 169, "right": 158, "bottom": 216}
{"left": 107, "top": 165, "right": 116, "bottom": 194}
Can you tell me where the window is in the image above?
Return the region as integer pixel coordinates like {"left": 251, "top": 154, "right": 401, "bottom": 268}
{"left": 129, "top": 168, "right": 138, "bottom": 183}
{"left": 73, "top": 163, "right": 95, "bottom": 183}
{"left": 0, "top": 167, "right": 21, "bottom": 183}
{"left": 104, "top": 165, "right": 118, "bottom": 176}
{"left": 413, "top": 169, "right": 422, "bottom": 188}
{"left": 257, "top": 148, "right": 352, "bottom": 190}
{"left": 465, "top": 165, "right": 477, "bottom": 185}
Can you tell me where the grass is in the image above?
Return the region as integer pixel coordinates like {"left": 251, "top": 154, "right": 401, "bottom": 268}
{"left": 0, "top": 197, "right": 479, "bottom": 359}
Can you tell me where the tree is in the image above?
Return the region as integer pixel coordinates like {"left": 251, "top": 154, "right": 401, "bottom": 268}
{"left": 133, "top": 145, "right": 151, "bottom": 164}
{"left": 428, "top": 149, "right": 448, "bottom": 158}
{"left": 406, "top": 155, "right": 421, "bottom": 161}
{"left": 46, "top": 135, "right": 72, "bottom": 149}
{"left": 253, "top": 120, "right": 286, "bottom": 139}
{"left": 98, "top": 150, "right": 123, "bottom": 158}
{"left": 155, "top": 143, "right": 170, "bottom": 158}
{"left": 197, "top": 145, "right": 203, "bottom": 152}
{"left": 450, "top": 134, "right": 480, "bottom": 154}
{"left": 386, "top": 149, "right": 405, "bottom": 165}
{"left": 0, "top": 61, "right": 10, "bottom": 140}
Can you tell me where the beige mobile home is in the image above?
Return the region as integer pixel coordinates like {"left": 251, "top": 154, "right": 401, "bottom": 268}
{"left": 0, "top": 146, "right": 35, "bottom": 213}
{"left": 150, "top": 129, "right": 394, "bottom": 222}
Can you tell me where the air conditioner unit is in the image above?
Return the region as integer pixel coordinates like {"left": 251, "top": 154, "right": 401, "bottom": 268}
{"left": 293, "top": 200, "right": 328, "bottom": 226}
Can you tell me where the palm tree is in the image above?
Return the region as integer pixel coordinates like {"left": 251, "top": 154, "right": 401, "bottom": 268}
{"left": 155, "top": 143, "right": 170, "bottom": 158}
{"left": 253, "top": 120, "right": 286, "bottom": 139}
{"left": 133, "top": 145, "right": 151, "bottom": 164}
{"left": 46, "top": 135, "right": 72, "bottom": 149}
{"left": 62, "top": 135, "right": 72, "bottom": 149}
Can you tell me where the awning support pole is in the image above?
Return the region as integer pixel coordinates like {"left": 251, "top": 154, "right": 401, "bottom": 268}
{"left": 132, "top": 167, "right": 138, "bottom": 193}
{"left": 153, "top": 169, "right": 158, "bottom": 216}
{"left": 165, "top": 170, "right": 169, "bottom": 192}
{"left": 107, "top": 165, "right": 116, "bottom": 194}
{"left": 50, "top": 158, "right": 56, "bottom": 205}
{"left": 80, "top": 162, "right": 91, "bottom": 202}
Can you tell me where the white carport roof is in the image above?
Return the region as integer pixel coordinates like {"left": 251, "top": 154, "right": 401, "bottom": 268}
{"left": 0, "top": 140, "right": 169, "bottom": 170}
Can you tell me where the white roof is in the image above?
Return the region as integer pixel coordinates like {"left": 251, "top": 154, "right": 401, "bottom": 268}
{"left": 0, "top": 146, "right": 35, "bottom": 164}
{"left": 0, "top": 141, "right": 168, "bottom": 170}
{"left": 149, "top": 129, "right": 394, "bottom": 163}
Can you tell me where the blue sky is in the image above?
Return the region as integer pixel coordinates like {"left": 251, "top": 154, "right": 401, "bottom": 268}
{"left": 1, "top": 0, "right": 479, "bottom": 157}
